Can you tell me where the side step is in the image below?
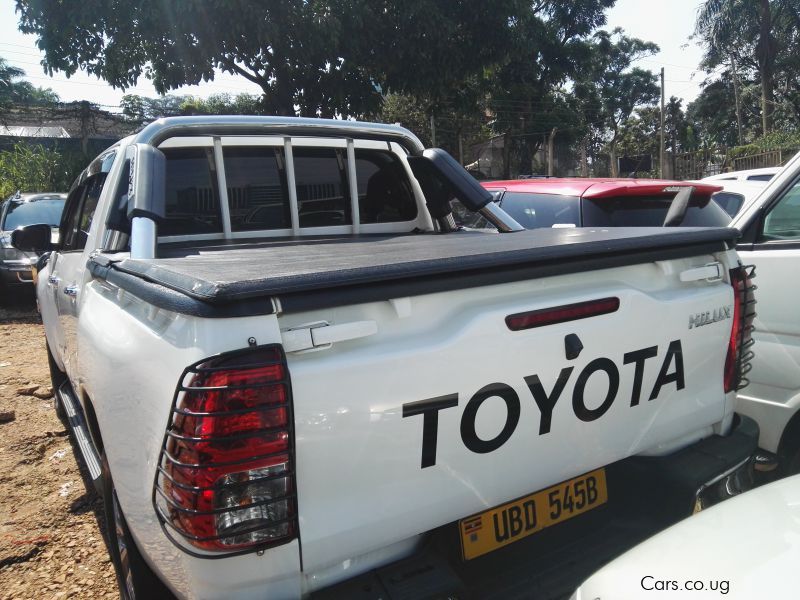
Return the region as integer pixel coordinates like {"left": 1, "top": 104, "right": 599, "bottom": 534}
{"left": 56, "top": 382, "right": 103, "bottom": 494}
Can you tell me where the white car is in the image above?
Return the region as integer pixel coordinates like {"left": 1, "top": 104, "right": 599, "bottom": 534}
{"left": 703, "top": 167, "right": 781, "bottom": 184}
{"left": 727, "top": 151, "right": 800, "bottom": 472}
{"left": 706, "top": 180, "right": 768, "bottom": 219}
{"left": 571, "top": 475, "right": 800, "bottom": 599}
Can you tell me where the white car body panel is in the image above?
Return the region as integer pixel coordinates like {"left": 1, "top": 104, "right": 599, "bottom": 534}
{"left": 729, "top": 151, "right": 800, "bottom": 454}
{"left": 572, "top": 475, "right": 800, "bottom": 600}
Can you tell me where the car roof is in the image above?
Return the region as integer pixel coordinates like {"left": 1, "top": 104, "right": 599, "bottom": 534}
{"left": 702, "top": 167, "right": 781, "bottom": 182}
{"left": 481, "top": 178, "right": 721, "bottom": 199}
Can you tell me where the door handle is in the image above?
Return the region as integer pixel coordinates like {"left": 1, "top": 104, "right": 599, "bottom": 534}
{"left": 63, "top": 285, "right": 79, "bottom": 298}
{"left": 48, "top": 275, "right": 59, "bottom": 287}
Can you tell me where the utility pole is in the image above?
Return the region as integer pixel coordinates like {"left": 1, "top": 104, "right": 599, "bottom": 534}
{"left": 659, "top": 67, "right": 665, "bottom": 178}
{"left": 547, "top": 128, "right": 557, "bottom": 176}
{"left": 430, "top": 114, "right": 436, "bottom": 147}
{"left": 731, "top": 54, "right": 744, "bottom": 145}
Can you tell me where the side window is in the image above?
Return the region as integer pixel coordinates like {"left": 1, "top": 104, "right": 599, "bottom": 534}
{"left": 160, "top": 147, "right": 222, "bottom": 236}
{"left": 60, "top": 185, "right": 86, "bottom": 251}
{"left": 292, "top": 147, "right": 351, "bottom": 227}
{"left": 711, "top": 192, "right": 745, "bottom": 218}
{"left": 761, "top": 178, "right": 800, "bottom": 240}
{"left": 61, "top": 174, "right": 107, "bottom": 251}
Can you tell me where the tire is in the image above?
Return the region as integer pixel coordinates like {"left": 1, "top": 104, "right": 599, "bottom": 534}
{"left": 101, "top": 453, "right": 173, "bottom": 600}
{"left": 45, "top": 342, "right": 67, "bottom": 419}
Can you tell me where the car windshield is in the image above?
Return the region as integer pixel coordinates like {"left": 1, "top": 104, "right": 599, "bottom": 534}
{"left": 2, "top": 198, "right": 66, "bottom": 230}
{"left": 582, "top": 194, "right": 731, "bottom": 227}
{"left": 499, "top": 192, "right": 580, "bottom": 228}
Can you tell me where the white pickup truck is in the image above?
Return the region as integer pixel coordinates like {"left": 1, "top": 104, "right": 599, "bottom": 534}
{"left": 13, "top": 117, "right": 758, "bottom": 600}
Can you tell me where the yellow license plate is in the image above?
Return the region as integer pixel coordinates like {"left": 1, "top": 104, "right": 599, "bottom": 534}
{"left": 459, "top": 468, "right": 608, "bottom": 560}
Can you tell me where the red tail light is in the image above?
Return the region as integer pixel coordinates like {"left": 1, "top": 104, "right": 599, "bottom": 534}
{"left": 154, "top": 345, "right": 297, "bottom": 553}
{"left": 724, "top": 266, "right": 756, "bottom": 393}
{"left": 506, "top": 297, "right": 620, "bottom": 331}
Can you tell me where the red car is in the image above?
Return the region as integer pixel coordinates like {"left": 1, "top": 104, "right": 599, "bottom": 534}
{"left": 452, "top": 178, "right": 728, "bottom": 230}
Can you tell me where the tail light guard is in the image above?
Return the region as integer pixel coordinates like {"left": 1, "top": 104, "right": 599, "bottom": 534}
{"left": 152, "top": 344, "right": 298, "bottom": 559}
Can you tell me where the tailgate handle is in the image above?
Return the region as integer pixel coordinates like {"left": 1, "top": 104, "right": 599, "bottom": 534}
{"left": 679, "top": 262, "right": 723, "bottom": 283}
{"left": 282, "top": 320, "right": 378, "bottom": 353}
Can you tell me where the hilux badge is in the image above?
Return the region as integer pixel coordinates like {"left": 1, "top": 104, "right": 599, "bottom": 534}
{"left": 689, "top": 306, "right": 732, "bottom": 329}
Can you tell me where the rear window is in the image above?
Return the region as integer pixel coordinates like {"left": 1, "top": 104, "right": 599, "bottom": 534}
{"left": 500, "top": 192, "right": 580, "bottom": 229}
{"left": 2, "top": 198, "right": 65, "bottom": 230}
{"left": 582, "top": 194, "right": 731, "bottom": 227}
{"left": 222, "top": 146, "right": 417, "bottom": 231}
{"left": 224, "top": 147, "right": 288, "bottom": 231}
{"left": 160, "top": 147, "right": 223, "bottom": 236}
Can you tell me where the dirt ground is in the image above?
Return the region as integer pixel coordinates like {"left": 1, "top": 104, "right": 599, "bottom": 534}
{"left": 0, "top": 293, "right": 117, "bottom": 600}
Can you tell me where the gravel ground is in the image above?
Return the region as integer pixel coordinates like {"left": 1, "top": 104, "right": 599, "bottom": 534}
{"left": 0, "top": 292, "right": 118, "bottom": 600}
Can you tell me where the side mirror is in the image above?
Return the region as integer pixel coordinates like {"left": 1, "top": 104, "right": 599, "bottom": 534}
{"left": 11, "top": 223, "right": 53, "bottom": 253}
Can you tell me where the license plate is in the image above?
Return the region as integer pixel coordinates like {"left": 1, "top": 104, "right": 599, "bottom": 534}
{"left": 459, "top": 468, "right": 608, "bottom": 560}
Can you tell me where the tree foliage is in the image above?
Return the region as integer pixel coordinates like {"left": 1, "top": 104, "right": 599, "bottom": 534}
{"left": 16, "top": 0, "right": 525, "bottom": 118}
{"left": 0, "top": 142, "right": 82, "bottom": 198}
{"left": 0, "top": 58, "right": 59, "bottom": 113}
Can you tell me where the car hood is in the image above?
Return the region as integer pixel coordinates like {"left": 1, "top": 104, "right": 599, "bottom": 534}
{"left": 572, "top": 475, "right": 800, "bottom": 600}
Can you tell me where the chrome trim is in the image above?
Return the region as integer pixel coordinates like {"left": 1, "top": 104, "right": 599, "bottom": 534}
{"left": 346, "top": 138, "right": 360, "bottom": 234}
{"left": 479, "top": 201, "right": 524, "bottom": 232}
{"left": 132, "top": 116, "right": 425, "bottom": 156}
{"left": 213, "top": 137, "right": 233, "bottom": 239}
{"left": 130, "top": 217, "right": 157, "bottom": 259}
{"left": 283, "top": 138, "right": 300, "bottom": 235}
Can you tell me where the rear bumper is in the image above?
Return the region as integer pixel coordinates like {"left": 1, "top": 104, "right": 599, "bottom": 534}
{"left": 313, "top": 414, "right": 759, "bottom": 600}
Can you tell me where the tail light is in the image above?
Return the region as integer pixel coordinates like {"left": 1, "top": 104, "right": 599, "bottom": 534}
{"left": 724, "top": 266, "right": 756, "bottom": 393}
{"left": 153, "top": 345, "right": 297, "bottom": 553}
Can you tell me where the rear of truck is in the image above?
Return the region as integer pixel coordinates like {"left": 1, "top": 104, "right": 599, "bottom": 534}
{"left": 43, "top": 117, "right": 757, "bottom": 600}
{"left": 78, "top": 230, "right": 756, "bottom": 599}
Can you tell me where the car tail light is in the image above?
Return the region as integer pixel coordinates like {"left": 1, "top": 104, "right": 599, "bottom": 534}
{"left": 153, "top": 345, "right": 297, "bottom": 553}
{"left": 506, "top": 297, "right": 620, "bottom": 331}
{"left": 724, "top": 266, "right": 756, "bottom": 393}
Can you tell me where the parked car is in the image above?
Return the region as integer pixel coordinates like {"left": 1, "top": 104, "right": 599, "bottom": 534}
{"left": 571, "top": 475, "right": 800, "bottom": 599}
{"left": 702, "top": 166, "right": 781, "bottom": 183}
{"left": 451, "top": 179, "right": 729, "bottom": 230}
{"left": 704, "top": 180, "right": 767, "bottom": 218}
{"left": 727, "top": 150, "right": 800, "bottom": 474}
{"left": 14, "top": 117, "right": 759, "bottom": 599}
{"left": 0, "top": 192, "right": 66, "bottom": 294}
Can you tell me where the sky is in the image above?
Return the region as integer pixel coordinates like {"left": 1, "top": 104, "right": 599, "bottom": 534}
{"left": 0, "top": 0, "right": 711, "bottom": 111}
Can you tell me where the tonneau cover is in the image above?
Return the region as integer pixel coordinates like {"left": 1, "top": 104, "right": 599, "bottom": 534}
{"left": 89, "top": 227, "right": 738, "bottom": 315}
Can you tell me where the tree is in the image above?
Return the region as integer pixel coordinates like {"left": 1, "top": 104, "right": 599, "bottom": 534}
{"left": 0, "top": 142, "right": 83, "bottom": 198}
{"left": 0, "top": 57, "right": 59, "bottom": 113}
{"left": 15, "top": 0, "right": 525, "bottom": 118}
{"left": 687, "top": 73, "right": 761, "bottom": 147}
{"left": 695, "top": 0, "right": 799, "bottom": 135}
{"left": 485, "top": 0, "right": 616, "bottom": 176}
{"left": 575, "top": 29, "right": 659, "bottom": 176}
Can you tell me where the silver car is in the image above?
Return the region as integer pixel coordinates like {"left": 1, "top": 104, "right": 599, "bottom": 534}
{"left": 0, "top": 192, "right": 66, "bottom": 293}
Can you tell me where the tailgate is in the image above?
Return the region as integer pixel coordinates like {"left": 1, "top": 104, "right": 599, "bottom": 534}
{"left": 283, "top": 256, "right": 735, "bottom": 572}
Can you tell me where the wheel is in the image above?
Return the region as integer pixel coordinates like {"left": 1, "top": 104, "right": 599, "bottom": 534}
{"left": 45, "top": 342, "right": 66, "bottom": 419}
{"left": 101, "top": 453, "right": 173, "bottom": 600}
